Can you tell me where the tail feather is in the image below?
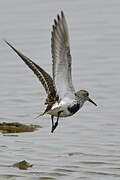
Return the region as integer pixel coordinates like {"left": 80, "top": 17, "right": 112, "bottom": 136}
{"left": 34, "top": 112, "right": 45, "bottom": 119}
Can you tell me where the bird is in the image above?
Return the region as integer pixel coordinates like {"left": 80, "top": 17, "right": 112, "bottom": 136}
{"left": 5, "top": 11, "right": 97, "bottom": 133}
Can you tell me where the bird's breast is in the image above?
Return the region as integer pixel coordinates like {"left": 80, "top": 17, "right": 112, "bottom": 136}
{"left": 67, "top": 103, "right": 80, "bottom": 115}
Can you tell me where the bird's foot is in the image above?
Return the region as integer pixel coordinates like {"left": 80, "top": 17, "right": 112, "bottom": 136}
{"left": 51, "top": 121, "right": 58, "bottom": 133}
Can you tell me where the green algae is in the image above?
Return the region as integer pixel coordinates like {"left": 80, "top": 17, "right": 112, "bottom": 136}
{"left": 0, "top": 122, "right": 41, "bottom": 133}
{"left": 13, "top": 160, "right": 32, "bottom": 170}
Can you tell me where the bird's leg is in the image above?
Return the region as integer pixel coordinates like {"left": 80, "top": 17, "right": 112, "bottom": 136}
{"left": 51, "top": 111, "right": 62, "bottom": 133}
{"left": 51, "top": 115, "right": 55, "bottom": 133}
{"left": 54, "top": 113, "right": 60, "bottom": 129}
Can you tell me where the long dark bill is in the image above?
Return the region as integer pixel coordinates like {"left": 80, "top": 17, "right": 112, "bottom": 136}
{"left": 88, "top": 98, "right": 97, "bottom": 106}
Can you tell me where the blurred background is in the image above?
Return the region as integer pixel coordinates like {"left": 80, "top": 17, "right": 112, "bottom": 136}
{"left": 0, "top": 0, "right": 120, "bottom": 179}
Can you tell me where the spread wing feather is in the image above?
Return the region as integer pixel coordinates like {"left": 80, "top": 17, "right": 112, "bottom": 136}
{"left": 51, "top": 11, "right": 75, "bottom": 100}
{"left": 5, "top": 41, "right": 56, "bottom": 97}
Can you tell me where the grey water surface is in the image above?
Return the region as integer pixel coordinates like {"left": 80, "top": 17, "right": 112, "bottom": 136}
{"left": 0, "top": 0, "right": 120, "bottom": 179}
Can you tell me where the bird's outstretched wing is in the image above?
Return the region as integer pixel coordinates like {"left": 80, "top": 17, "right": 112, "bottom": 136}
{"left": 51, "top": 11, "right": 75, "bottom": 100}
{"left": 5, "top": 41, "right": 56, "bottom": 98}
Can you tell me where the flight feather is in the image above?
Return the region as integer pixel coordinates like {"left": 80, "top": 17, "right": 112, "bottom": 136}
{"left": 51, "top": 11, "right": 75, "bottom": 100}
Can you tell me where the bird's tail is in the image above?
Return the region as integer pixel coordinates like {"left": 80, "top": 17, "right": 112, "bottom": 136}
{"left": 34, "top": 112, "right": 45, "bottom": 119}
{"left": 34, "top": 104, "right": 52, "bottom": 119}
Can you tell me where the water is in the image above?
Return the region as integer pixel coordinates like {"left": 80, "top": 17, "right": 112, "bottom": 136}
{"left": 0, "top": 0, "right": 120, "bottom": 179}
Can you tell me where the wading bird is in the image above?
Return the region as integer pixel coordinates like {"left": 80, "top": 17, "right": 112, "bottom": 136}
{"left": 5, "top": 11, "right": 97, "bottom": 133}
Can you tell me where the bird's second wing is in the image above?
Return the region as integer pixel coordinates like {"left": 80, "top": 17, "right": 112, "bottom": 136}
{"left": 5, "top": 41, "right": 56, "bottom": 97}
{"left": 51, "top": 11, "right": 75, "bottom": 100}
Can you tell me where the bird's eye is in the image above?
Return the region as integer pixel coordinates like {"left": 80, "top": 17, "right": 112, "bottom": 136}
{"left": 86, "top": 92, "right": 89, "bottom": 96}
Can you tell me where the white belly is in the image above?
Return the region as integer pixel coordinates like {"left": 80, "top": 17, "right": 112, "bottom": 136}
{"left": 47, "top": 101, "right": 73, "bottom": 117}
{"left": 47, "top": 106, "right": 72, "bottom": 117}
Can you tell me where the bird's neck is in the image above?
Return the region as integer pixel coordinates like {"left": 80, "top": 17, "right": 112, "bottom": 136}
{"left": 75, "top": 96, "right": 85, "bottom": 108}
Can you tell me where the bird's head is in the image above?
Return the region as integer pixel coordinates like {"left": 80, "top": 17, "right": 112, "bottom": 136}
{"left": 75, "top": 90, "right": 97, "bottom": 106}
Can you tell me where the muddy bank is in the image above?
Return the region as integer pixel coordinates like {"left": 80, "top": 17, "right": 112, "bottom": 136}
{"left": 13, "top": 160, "right": 32, "bottom": 170}
{"left": 0, "top": 122, "right": 41, "bottom": 133}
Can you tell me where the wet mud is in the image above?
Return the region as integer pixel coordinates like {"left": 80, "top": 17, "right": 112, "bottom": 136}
{"left": 0, "top": 122, "right": 41, "bottom": 133}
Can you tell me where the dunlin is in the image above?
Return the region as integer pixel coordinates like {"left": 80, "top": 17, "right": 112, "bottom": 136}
{"left": 5, "top": 11, "right": 97, "bottom": 133}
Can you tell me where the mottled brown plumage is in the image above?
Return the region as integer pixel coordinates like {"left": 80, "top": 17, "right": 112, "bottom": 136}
{"left": 4, "top": 11, "right": 97, "bottom": 133}
{"left": 4, "top": 40, "right": 57, "bottom": 109}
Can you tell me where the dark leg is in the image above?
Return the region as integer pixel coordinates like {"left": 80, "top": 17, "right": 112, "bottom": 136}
{"left": 54, "top": 115, "right": 60, "bottom": 129}
{"left": 51, "top": 115, "right": 54, "bottom": 133}
{"left": 51, "top": 111, "right": 62, "bottom": 133}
